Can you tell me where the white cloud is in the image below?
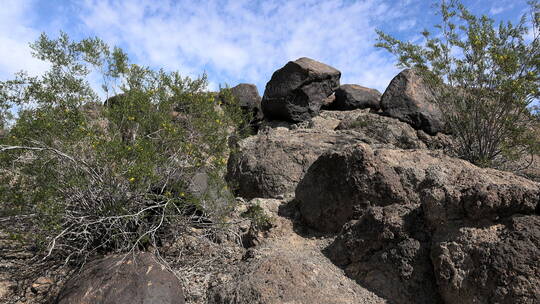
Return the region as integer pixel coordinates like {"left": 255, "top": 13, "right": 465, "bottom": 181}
{"left": 489, "top": 6, "right": 506, "bottom": 15}
{"left": 79, "top": 0, "right": 404, "bottom": 93}
{"left": 0, "top": 0, "right": 49, "bottom": 80}
{"left": 398, "top": 19, "right": 417, "bottom": 31}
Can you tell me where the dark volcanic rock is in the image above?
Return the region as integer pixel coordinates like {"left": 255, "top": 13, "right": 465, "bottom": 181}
{"left": 261, "top": 57, "right": 340, "bottom": 122}
{"left": 296, "top": 144, "right": 408, "bottom": 233}
{"left": 300, "top": 142, "right": 540, "bottom": 304}
{"left": 230, "top": 83, "right": 264, "bottom": 130}
{"left": 381, "top": 69, "right": 445, "bottom": 135}
{"left": 208, "top": 198, "right": 385, "bottom": 304}
{"left": 297, "top": 142, "right": 540, "bottom": 303}
{"left": 56, "top": 253, "right": 185, "bottom": 304}
{"left": 103, "top": 93, "right": 127, "bottom": 107}
{"left": 296, "top": 144, "right": 539, "bottom": 233}
{"left": 228, "top": 109, "right": 458, "bottom": 201}
{"left": 335, "top": 111, "right": 431, "bottom": 150}
{"left": 431, "top": 215, "right": 540, "bottom": 304}
{"left": 230, "top": 83, "right": 261, "bottom": 109}
{"left": 226, "top": 127, "right": 365, "bottom": 200}
{"left": 330, "top": 84, "right": 381, "bottom": 111}
{"left": 327, "top": 204, "right": 441, "bottom": 304}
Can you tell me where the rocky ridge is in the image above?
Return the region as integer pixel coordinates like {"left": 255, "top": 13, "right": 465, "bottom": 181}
{"left": 223, "top": 58, "right": 540, "bottom": 304}
{"left": 2, "top": 57, "right": 539, "bottom": 304}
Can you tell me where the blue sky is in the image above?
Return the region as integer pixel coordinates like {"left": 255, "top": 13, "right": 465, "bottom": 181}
{"left": 0, "top": 0, "right": 534, "bottom": 97}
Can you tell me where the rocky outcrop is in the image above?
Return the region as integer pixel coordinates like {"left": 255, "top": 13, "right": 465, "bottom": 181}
{"left": 56, "top": 253, "right": 185, "bottom": 304}
{"left": 227, "top": 109, "right": 456, "bottom": 201}
{"left": 230, "top": 83, "right": 261, "bottom": 110}
{"left": 103, "top": 93, "right": 127, "bottom": 107}
{"left": 327, "top": 204, "right": 441, "bottom": 304}
{"left": 226, "top": 127, "right": 362, "bottom": 200}
{"left": 381, "top": 69, "right": 445, "bottom": 135}
{"left": 296, "top": 144, "right": 539, "bottom": 233}
{"left": 295, "top": 142, "right": 539, "bottom": 304}
{"left": 261, "top": 57, "right": 341, "bottom": 122}
{"left": 336, "top": 111, "right": 440, "bottom": 150}
{"left": 208, "top": 198, "right": 386, "bottom": 304}
{"left": 431, "top": 215, "right": 540, "bottom": 304}
{"left": 329, "top": 84, "right": 381, "bottom": 111}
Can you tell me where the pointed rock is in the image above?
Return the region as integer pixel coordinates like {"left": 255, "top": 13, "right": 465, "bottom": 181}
{"left": 381, "top": 69, "right": 445, "bottom": 135}
{"left": 262, "top": 57, "right": 340, "bottom": 122}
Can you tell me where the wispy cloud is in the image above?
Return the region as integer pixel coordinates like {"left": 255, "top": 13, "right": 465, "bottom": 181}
{"left": 0, "top": 0, "right": 49, "bottom": 79}
{"left": 79, "top": 0, "right": 406, "bottom": 93}
{"left": 0, "top": 0, "right": 533, "bottom": 97}
{"left": 398, "top": 19, "right": 417, "bottom": 31}
{"left": 489, "top": 6, "right": 507, "bottom": 15}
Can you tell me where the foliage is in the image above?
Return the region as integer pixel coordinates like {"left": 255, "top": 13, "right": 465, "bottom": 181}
{"left": 241, "top": 203, "right": 274, "bottom": 230}
{"left": 376, "top": 0, "right": 540, "bottom": 167}
{"left": 0, "top": 32, "right": 247, "bottom": 294}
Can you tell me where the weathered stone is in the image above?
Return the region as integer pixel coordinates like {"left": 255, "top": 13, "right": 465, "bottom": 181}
{"left": 103, "top": 93, "right": 127, "bottom": 107}
{"left": 381, "top": 69, "right": 445, "bottom": 135}
{"left": 262, "top": 57, "right": 341, "bottom": 122}
{"left": 431, "top": 215, "right": 540, "bottom": 304}
{"left": 228, "top": 109, "right": 458, "bottom": 201}
{"left": 56, "top": 253, "right": 185, "bottom": 304}
{"left": 335, "top": 111, "right": 428, "bottom": 149}
{"left": 307, "top": 143, "right": 539, "bottom": 303}
{"left": 296, "top": 143, "right": 539, "bottom": 232}
{"left": 208, "top": 199, "right": 385, "bottom": 304}
{"left": 230, "top": 83, "right": 261, "bottom": 109}
{"left": 329, "top": 84, "right": 381, "bottom": 111}
{"left": 226, "top": 127, "right": 364, "bottom": 200}
{"left": 230, "top": 83, "right": 264, "bottom": 131}
{"left": 327, "top": 204, "right": 441, "bottom": 304}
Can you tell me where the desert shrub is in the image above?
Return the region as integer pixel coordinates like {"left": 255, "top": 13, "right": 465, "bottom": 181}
{"left": 0, "top": 32, "right": 247, "bottom": 298}
{"left": 376, "top": 0, "right": 540, "bottom": 168}
{"left": 241, "top": 203, "right": 274, "bottom": 231}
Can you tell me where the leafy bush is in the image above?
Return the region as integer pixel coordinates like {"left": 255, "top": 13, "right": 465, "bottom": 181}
{"left": 376, "top": 0, "right": 540, "bottom": 168}
{"left": 0, "top": 32, "right": 247, "bottom": 281}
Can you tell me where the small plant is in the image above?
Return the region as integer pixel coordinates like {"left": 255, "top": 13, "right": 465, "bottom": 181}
{"left": 241, "top": 203, "right": 274, "bottom": 230}
{"left": 349, "top": 117, "right": 370, "bottom": 129}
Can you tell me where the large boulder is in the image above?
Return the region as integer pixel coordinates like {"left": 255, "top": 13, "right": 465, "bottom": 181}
{"left": 431, "top": 215, "right": 540, "bottom": 304}
{"left": 56, "top": 253, "right": 185, "bottom": 304}
{"left": 230, "top": 83, "right": 264, "bottom": 131}
{"left": 261, "top": 57, "right": 341, "bottom": 122}
{"left": 297, "top": 143, "right": 540, "bottom": 303}
{"left": 296, "top": 144, "right": 539, "bottom": 233}
{"left": 329, "top": 84, "right": 381, "bottom": 111}
{"left": 230, "top": 83, "right": 261, "bottom": 110}
{"left": 226, "top": 127, "right": 363, "bottom": 200}
{"left": 103, "top": 93, "right": 127, "bottom": 107}
{"left": 381, "top": 69, "right": 445, "bottom": 135}
{"left": 327, "top": 204, "right": 441, "bottom": 304}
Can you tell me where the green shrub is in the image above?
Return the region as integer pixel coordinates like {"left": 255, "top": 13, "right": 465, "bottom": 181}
{"left": 0, "top": 32, "right": 246, "bottom": 271}
{"left": 376, "top": 0, "right": 540, "bottom": 168}
{"left": 241, "top": 203, "right": 274, "bottom": 231}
